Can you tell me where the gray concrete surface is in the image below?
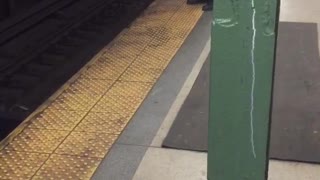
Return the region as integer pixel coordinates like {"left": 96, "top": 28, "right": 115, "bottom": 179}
{"left": 92, "top": 12, "right": 212, "bottom": 180}
{"left": 133, "top": 148, "right": 207, "bottom": 180}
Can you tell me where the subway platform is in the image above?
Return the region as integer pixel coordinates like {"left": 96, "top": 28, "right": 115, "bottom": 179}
{"left": 1, "top": 0, "right": 320, "bottom": 179}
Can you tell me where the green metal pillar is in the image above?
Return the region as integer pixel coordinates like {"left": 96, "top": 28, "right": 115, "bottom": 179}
{"left": 208, "top": 0, "right": 280, "bottom": 179}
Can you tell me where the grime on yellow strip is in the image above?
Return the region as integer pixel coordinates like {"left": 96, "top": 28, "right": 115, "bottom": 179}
{"left": 0, "top": 0, "right": 203, "bottom": 179}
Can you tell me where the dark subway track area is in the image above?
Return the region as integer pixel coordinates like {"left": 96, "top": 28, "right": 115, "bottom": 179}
{"left": 0, "top": 0, "right": 154, "bottom": 139}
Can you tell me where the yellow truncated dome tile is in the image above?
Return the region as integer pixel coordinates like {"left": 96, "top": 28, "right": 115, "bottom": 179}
{"left": 67, "top": 78, "right": 114, "bottom": 95}
{"left": 0, "top": 151, "right": 48, "bottom": 180}
{"left": 74, "top": 112, "right": 129, "bottom": 133}
{"left": 28, "top": 109, "right": 87, "bottom": 131}
{"left": 49, "top": 92, "right": 100, "bottom": 111}
{"left": 92, "top": 94, "right": 143, "bottom": 115}
{"left": 5, "top": 128, "right": 69, "bottom": 153}
{"left": 55, "top": 131, "right": 117, "bottom": 158}
{"left": 33, "top": 154, "right": 101, "bottom": 180}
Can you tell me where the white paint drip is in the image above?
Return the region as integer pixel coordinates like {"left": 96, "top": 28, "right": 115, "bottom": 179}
{"left": 250, "top": 0, "right": 257, "bottom": 159}
{"left": 213, "top": 18, "right": 238, "bottom": 28}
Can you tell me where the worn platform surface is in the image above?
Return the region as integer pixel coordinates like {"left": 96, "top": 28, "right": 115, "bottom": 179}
{"left": 0, "top": 0, "right": 203, "bottom": 179}
{"left": 162, "top": 56, "right": 209, "bottom": 151}
{"left": 162, "top": 22, "right": 320, "bottom": 164}
{"left": 270, "top": 22, "right": 320, "bottom": 163}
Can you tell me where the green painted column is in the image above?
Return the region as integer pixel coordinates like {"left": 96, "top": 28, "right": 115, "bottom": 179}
{"left": 208, "top": 0, "right": 280, "bottom": 179}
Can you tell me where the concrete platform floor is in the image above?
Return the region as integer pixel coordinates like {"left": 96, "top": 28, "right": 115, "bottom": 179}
{"left": 93, "top": 0, "right": 320, "bottom": 179}
{"left": 133, "top": 41, "right": 320, "bottom": 180}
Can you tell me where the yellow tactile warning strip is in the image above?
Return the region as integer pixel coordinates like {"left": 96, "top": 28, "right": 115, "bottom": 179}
{"left": 0, "top": 0, "right": 203, "bottom": 179}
